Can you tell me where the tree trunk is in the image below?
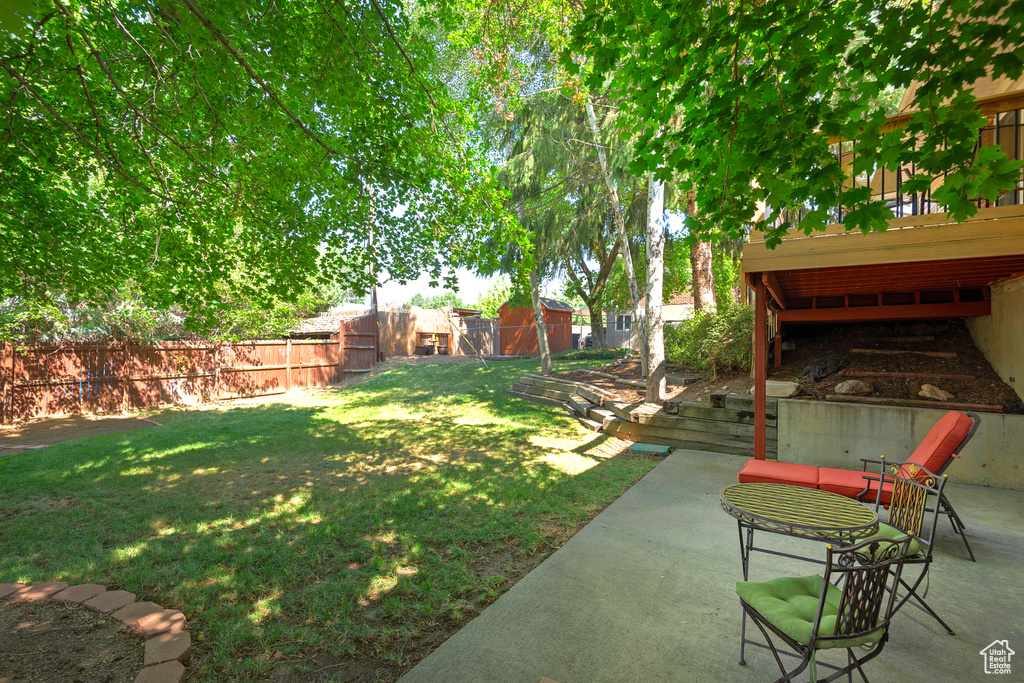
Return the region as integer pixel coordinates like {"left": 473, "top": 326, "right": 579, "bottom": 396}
{"left": 521, "top": 200, "right": 552, "bottom": 375}
{"left": 529, "top": 268, "right": 552, "bottom": 375}
{"left": 687, "top": 190, "right": 715, "bottom": 312}
{"left": 645, "top": 173, "right": 666, "bottom": 402}
{"left": 588, "top": 308, "right": 608, "bottom": 348}
{"left": 585, "top": 99, "right": 647, "bottom": 375}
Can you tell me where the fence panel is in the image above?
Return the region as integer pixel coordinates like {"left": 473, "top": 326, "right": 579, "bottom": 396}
{"left": 341, "top": 314, "right": 378, "bottom": 375}
{"left": 2, "top": 322, "right": 377, "bottom": 422}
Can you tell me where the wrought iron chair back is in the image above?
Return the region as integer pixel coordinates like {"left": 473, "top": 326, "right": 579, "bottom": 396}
{"left": 878, "top": 462, "right": 946, "bottom": 553}
{"left": 814, "top": 536, "right": 912, "bottom": 649}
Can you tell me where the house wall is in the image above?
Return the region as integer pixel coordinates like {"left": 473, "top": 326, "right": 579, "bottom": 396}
{"left": 605, "top": 309, "right": 639, "bottom": 350}
{"left": 967, "top": 274, "right": 1024, "bottom": 402}
{"left": 604, "top": 303, "right": 694, "bottom": 349}
{"left": 777, "top": 399, "right": 1024, "bottom": 490}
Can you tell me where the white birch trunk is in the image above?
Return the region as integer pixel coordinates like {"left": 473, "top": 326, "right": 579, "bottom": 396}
{"left": 645, "top": 173, "right": 666, "bottom": 402}
{"left": 584, "top": 99, "right": 647, "bottom": 375}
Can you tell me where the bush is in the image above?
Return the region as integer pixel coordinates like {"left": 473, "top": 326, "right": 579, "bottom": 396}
{"left": 664, "top": 304, "right": 753, "bottom": 379}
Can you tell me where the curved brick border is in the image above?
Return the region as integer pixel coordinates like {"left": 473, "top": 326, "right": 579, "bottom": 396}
{"left": 0, "top": 581, "right": 191, "bottom": 683}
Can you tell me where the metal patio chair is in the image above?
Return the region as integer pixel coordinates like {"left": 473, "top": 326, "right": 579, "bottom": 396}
{"left": 736, "top": 535, "right": 913, "bottom": 683}
{"left": 869, "top": 461, "right": 956, "bottom": 635}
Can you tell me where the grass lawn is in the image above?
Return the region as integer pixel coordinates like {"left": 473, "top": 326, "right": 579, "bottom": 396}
{"left": 0, "top": 357, "right": 658, "bottom": 680}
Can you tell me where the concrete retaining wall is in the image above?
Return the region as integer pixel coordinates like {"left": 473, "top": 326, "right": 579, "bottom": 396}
{"left": 967, "top": 274, "right": 1024, "bottom": 402}
{"left": 777, "top": 398, "right": 1024, "bottom": 490}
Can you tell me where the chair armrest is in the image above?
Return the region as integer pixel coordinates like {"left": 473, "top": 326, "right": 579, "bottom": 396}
{"left": 859, "top": 457, "right": 886, "bottom": 473}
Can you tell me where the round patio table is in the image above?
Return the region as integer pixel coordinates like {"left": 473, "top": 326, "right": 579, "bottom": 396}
{"left": 721, "top": 482, "right": 879, "bottom": 579}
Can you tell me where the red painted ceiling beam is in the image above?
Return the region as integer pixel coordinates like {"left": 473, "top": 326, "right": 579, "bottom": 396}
{"left": 776, "top": 301, "right": 990, "bottom": 323}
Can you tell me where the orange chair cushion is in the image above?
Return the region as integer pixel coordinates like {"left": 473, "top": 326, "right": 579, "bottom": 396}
{"left": 906, "top": 411, "right": 974, "bottom": 474}
{"left": 817, "top": 467, "right": 894, "bottom": 503}
{"left": 737, "top": 459, "right": 819, "bottom": 488}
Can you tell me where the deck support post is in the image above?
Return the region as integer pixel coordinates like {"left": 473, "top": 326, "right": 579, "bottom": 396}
{"left": 753, "top": 273, "right": 767, "bottom": 461}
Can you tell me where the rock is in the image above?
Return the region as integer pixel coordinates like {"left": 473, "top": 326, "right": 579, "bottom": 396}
{"left": 781, "top": 341, "right": 797, "bottom": 351}
{"left": 835, "top": 379, "right": 874, "bottom": 396}
{"left": 750, "top": 381, "right": 801, "bottom": 398}
{"left": 919, "top": 384, "right": 955, "bottom": 401}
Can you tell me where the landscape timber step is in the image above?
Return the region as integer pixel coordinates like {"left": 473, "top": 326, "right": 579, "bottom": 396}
{"left": 582, "top": 369, "right": 647, "bottom": 388}
{"left": 575, "top": 385, "right": 608, "bottom": 406}
{"left": 576, "top": 416, "right": 604, "bottom": 432}
{"left": 606, "top": 400, "right": 639, "bottom": 422}
{"left": 510, "top": 383, "right": 574, "bottom": 403}
{"left": 518, "top": 377, "right": 578, "bottom": 394}
{"left": 666, "top": 374, "right": 700, "bottom": 386}
{"left": 710, "top": 392, "right": 780, "bottom": 412}
{"left": 506, "top": 389, "right": 569, "bottom": 409}
{"left": 342, "top": 369, "right": 372, "bottom": 374}
{"left": 629, "top": 442, "right": 672, "bottom": 456}
{"left": 586, "top": 407, "right": 616, "bottom": 427}
{"left": 635, "top": 412, "right": 779, "bottom": 439}
{"left": 524, "top": 374, "right": 589, "bottom": 389}
{"left": 603, "top": 417, "right": 777, "bottom": 451}
{"left": 660, "top": 401, "right": 777, "bottom": 425}
{"left": 603, "top": 419, "right": 775, "bottom": 457}
{"left": 566, "top": 394, "right": 594, "bottom": 416}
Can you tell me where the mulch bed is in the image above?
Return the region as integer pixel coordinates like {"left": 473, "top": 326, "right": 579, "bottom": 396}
{"left": 553, "top": 320, "right": 1019, "bottom": 411}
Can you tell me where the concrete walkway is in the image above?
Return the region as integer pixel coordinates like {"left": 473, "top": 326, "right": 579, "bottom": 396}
{"left": 401, "top": 449, "right": 1024, "bottom": 683}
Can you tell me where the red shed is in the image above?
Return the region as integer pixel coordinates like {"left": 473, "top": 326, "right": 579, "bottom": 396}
{"left": 498, "top": 298, "right": 573, "bottom": 355}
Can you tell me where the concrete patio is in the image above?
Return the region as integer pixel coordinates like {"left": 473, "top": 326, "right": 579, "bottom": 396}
{"left": 401, "top": 449, "right": 1024, "bottom": 683}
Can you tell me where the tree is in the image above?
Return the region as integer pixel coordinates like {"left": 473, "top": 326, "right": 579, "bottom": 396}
{"left": 408, "top": 292, "right": 465, "bottom": 309}
{"left": 0, "top": 1, "right": 515, "bottom": 332}
{"left": 476, "top": 277, "right": 511, "bottom": 318}
{"left": 572, "top": 0, "right": 1024, "bottom": 243}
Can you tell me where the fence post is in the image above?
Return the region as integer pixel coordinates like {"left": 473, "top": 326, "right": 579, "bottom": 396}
{"left": 1, "top": 343, "right": 12, "bottom": 424}
{"left": 342, "top": 321, "right": 350, "bottom": 378}
{"left": 285, "top": 338, "right": 292, "bottom": 392}
{"left": 213, "top": 343, "right": 221, "bottom": 402}
{"left": 120, "top": 342, "right": 130, "bottom": 413}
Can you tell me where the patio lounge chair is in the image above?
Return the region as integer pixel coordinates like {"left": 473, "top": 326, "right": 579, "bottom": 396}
{"left": 868, "top": 461, "right": 956, "bottom": 635}
{"left": 736, "top": 535, "right": 913, "bottom": 683}
{"left": 736, "top": 410, "right": 980, "bottom": 560}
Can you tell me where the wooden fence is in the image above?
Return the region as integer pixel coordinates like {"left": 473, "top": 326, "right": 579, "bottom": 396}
{"left": 0, "top": 314, "right": 377, "bottom": 423}
{"left": 377, "top": 308, "right": 498, "bottom": 357}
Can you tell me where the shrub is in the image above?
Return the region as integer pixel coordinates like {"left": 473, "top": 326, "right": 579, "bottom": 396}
{"left": 664, "top": 304, "right": 753, "bottom": 379}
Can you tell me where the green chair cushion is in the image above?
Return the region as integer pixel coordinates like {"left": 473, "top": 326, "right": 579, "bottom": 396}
{"left": 736, "top": 575, "right": 885, "bottom": 649}
{"left": 868, "top": 523, "right": 921, "bottom": 557}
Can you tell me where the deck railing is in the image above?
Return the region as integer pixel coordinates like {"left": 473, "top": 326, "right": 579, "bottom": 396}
{"left": 775, "top": 104, "right": 1024, "bottom": 230}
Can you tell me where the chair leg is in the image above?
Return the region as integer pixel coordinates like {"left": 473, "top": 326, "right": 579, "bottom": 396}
{"left": 941, "top": 494, "right": 976, "bottom": 562}
{"left": 743, "top": 610, "right": 810, "bottom": 683}
{"left": 894, "top": 571, "right": 955, "bottom": 636}
{"left": 740, "top": 607, "right": 748, "bottom": 665}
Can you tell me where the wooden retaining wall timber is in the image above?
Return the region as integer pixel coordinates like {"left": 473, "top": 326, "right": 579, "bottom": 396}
{"left": 507, "top": 374, "right": 778, "bottom": 458}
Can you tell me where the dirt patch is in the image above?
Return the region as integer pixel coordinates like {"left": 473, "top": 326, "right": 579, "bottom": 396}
{"left": 771, "top": 320, "right": 1019, "bottom": 409}
{"left": 0, "top": 599, "right": 142, "bottom": 682}
{"left": 0, "top": 414, "right": 157, "bottom": 453}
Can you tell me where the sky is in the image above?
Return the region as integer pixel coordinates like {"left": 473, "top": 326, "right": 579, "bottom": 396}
{"left": 376, "top": 268, "right": 501, "bottom": 307}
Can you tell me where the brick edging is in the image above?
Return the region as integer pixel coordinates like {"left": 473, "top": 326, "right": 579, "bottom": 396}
{"left": 1, "top": 581, "right": 191, "bottom": 683}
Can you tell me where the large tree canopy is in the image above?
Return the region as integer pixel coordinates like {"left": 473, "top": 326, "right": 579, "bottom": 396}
{"left": 1, "top": 0, "right": 514, "bottom": 328}
{"left": 572, "top": 0, "right": 1024, "bottom": 245}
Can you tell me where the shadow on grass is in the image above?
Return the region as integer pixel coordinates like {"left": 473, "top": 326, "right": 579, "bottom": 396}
{"left": 0, "top": 359, "right": 654, "bottom": 679}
